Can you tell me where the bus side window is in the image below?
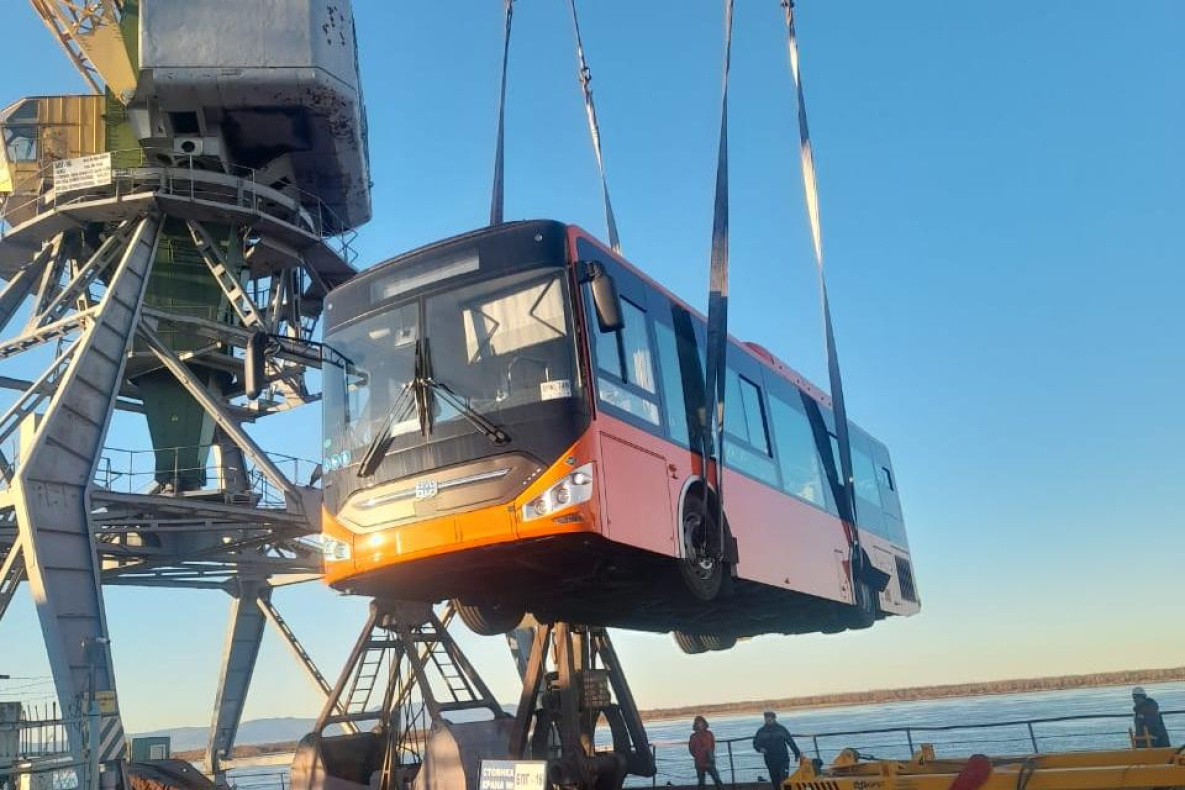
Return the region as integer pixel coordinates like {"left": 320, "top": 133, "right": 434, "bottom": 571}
{"left": 851, "top": 441, "right": 883, "bottom": 510}
{"left": 592, "top": 298, "right": 660, "bottom": 426}
{"left": 619, "top": 300, "right": 656, "bottom": 393}
{"left": 768, "top": 393, "right": 828, "bottom": 508}
{"left": 653, "top": 322, "right": 690, "bottom": 445}
{"left": 723, "top": 366, "right": 777, "bottom": 485}
{"left": 851, "top": 433, "right": 888, "bottom": 537}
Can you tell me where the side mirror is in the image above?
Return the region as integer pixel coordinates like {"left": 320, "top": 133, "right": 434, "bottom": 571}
{"left": 584, "top": 261, "right": 624, "bottom": 333}
{"left": 244, "top": 331, "right": 268, "bottom": 400}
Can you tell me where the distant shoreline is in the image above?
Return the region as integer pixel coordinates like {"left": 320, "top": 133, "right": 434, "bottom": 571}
{"left": 172, "top": 666, "right": 1185, "bottom": 762}
{"left": 639, "top": 666, "right": 1185, "bottom": 724}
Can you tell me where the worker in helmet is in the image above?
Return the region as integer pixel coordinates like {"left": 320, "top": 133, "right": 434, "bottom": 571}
{"left": 1131, "top": 687, "right": 1170, "bottom": 748}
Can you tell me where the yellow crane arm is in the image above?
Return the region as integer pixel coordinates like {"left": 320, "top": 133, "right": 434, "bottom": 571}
{"left": 27, "top": 0, "right": 137, "bottom": 102}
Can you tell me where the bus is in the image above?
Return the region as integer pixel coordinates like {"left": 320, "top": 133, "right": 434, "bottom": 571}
{"left": 313, "top": 220, "right": 919, "bottom": 651}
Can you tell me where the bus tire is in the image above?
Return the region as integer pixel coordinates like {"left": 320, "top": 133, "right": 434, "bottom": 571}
{"left": 698, "top": 633, "right": 736, "bottom": 652}
{"left": 678, "top": 492, "right": 725, "bottom": 602}
{"left": 843, "top": 582, "right": 877, "bottom": 631}
{"left": 673, "top": 631, "right": 706, "bottom": 655}
{"left": 453, "top": 600, "right": 525, "bottom": 636}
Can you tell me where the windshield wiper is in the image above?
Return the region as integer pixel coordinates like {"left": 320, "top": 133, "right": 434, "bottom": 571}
{"left": 421, "top": 376, "right": 510, "bottom": 445}
{"left": 356, "top": 339, "right": 510, "bottom": 478}
{"left": 419, "top": 337, "right": 510, "bottom": 445}
{"left": 356, "top": 380, "right": 416, "bottom": 478}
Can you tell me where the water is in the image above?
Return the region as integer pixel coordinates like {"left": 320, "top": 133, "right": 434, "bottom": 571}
{"left": 224, "top": 682, "right": 1185, "bottom": 789}
{"left": 635, "top": 681, "right": 1185, "bottom": 786}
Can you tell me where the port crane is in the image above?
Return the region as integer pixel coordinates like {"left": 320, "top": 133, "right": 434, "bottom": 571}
{"left": 0, "top": 1, "right": 367, "bottom": 787}
{"left": 1, "top": 4, "right": 896, "bottom": 790}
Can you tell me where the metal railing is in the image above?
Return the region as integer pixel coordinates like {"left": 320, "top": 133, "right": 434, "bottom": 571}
{"left": 10, "top": 702, "right": 81, "bottom": 761}
{"left": 632, "top": 709, "right": 1185, "bottom": 788}
{"left": 0, "top": 149, "right": 357, "bottom": 266}
{"left": 224, "top": 769, "right": 291, "bottom": 790}
{"left": 94, "top": 444, "right": 318, "bottom": 507}
{"left": 0, "top": 700, "right": 84, "bottom": 789}
{"left": 136, "top": 710, "right": 1185, "bottom": 790}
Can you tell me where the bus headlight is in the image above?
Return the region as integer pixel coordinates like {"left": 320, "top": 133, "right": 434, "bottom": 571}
{"left": 322, "top": 536, "right": 352, "bottom": 562}
{"left": 523, "top": 464, "right": 593, "bottom": 521}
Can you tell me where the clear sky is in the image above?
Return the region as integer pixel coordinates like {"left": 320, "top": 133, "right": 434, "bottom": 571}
{"left": 1, "top": 2, "right": 1183, "bottom": 733}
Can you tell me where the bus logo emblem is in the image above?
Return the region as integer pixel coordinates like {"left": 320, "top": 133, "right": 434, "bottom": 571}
{"left": 414, "top": 481, "right": 439, "bottom": 500}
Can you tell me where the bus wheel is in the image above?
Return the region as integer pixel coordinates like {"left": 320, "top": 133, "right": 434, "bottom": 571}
{"left": 842, "top": 582, "right": 877, "bottom": 631}
{"left": 679, "top": 493, "right": 724, "bottom": 601}
{"left": 698, "top": 633, "right": 736, "bottom": 651}
{"left": 673, "top": 631, "right": 706, "bottom": 655}
{"left": 453, "top": 600, "right": 526, "bottom": 636}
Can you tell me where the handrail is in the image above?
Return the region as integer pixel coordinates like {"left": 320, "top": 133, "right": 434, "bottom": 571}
{"left": 706, "top": 708, "right": 1185, "bottom": 744}
{"left": 642, "top": 709, "right": 1185, "bottom": 787}
{"left": 0, "top": 148, "right": 357, "bottom": 265}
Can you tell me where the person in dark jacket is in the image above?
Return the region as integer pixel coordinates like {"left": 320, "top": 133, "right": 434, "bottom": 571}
{"left": 752, "top": 711, "right": 801, "bottom": 790}
{"left": 688, "top": 715, "right": 724, "bottom": 788}
{"left": 1131, "top": 687, "right": 1171, "bottom": 748}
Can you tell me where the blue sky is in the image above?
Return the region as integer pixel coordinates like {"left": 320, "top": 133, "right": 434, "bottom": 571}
{"left": 1, "top": 2, "right": 1183, "bottom": 733}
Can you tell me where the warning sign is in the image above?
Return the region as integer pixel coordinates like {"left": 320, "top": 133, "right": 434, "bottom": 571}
{"left": 478, "top": 760, "right": 546, "bottom": 790}
{"left": 94, "top": 690, "right": 118, "bottom": 715}
{"left": 53, "top": 153, "right": 113, "bottom": 194}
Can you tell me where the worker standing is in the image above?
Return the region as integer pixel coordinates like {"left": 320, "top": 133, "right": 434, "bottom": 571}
{"left": 1131, "top": 687, "right": 1171, "bottom": 748}
{"left": 689, "top": 715, "right": 724, "bottom": 788}
{"left": 753, "top": 711, "right": 801, "bottom": 790}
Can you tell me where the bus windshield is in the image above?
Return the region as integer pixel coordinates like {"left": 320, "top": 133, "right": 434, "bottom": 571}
{"left": 323, "top": 267, "right": 581, "bottom": 470}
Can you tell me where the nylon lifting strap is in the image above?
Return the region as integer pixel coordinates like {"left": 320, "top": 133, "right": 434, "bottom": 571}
{"left": 490, "top": 0, "right": 515, "bottom": 226}
{"left": 702, "top": 0, "right": 735, "bottom": 554}
{"left": 568, "top": 0, "right": 621, "bottom": 252}
{"left": 779, "top": 1, "right": 864, "bottom": 573}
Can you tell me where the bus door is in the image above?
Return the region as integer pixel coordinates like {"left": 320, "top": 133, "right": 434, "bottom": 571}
{"left": 577, "top": 238, "right": 676, "bottom": 557}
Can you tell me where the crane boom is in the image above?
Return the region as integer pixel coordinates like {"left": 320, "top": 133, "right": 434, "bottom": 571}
{"left": 28, "top": 0, "right": 137, "bottom": 101}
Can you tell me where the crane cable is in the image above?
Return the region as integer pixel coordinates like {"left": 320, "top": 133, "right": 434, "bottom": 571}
{"left": 489, "top": 0, "right": 514, "bottom": 226}
{"left": 702, "top": 0, "right": 734, "bottom": 560}
{"left": 567, "top": 0, "right": 621, "bottom": 253}
{"left": 780, "top": 0, "right": 877, "bottom": 604}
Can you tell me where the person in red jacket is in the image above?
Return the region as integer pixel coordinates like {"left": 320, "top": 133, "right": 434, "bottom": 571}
{"left": 689, "top": 715, "right": 724, "bottom": 788}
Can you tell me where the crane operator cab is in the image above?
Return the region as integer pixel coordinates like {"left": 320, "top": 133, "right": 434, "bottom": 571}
{"left": 0, "top": 95, "right": 107, "bottom": 228}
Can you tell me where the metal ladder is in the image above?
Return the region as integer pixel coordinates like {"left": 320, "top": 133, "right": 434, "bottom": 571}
{"left": 187, "top": 220, "right": 267, "bottom": 330}
{"left": 0, "top": 310, "right": 95, "bottom": 359}
{"left": 421, "top": 622, "right": 477, "bottom": 704}
{"left": 34, "top": 222, "right": 133, "bottom": 328}
{"left": 0, "top": 339, "right": 80, "bottom": 449}
{"left": 0, "top": 542, "right": 26, "bottom": 621}
{"left": 345, "top": 636, "right": 396, "bottom": 715}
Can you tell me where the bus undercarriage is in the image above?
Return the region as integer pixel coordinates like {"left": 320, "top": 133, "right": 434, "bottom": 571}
{"left": 336, "top": 534, "right": 877, "bottom": 647}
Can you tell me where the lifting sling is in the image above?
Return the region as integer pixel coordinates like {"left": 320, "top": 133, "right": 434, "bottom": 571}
{"left": 700, "top": 0, "right": 876, "bottom": 600}
{"left": 489, "top": 0, "right": 514, "bottom": 226}
{"left": 567, "top": 0, "right": 621, "bottom": 252}
{"left": 702, "top": 0, "right": 734, "bottom": 557}
{"left": 489, "top": 0, "right": 620, "bottom": 250}
{"left": 779, "top": 0, "right": 875, "bottom": 597}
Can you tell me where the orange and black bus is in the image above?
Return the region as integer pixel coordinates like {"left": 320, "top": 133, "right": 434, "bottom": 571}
{"left": 317, "top": 220, "right": 918, "bottom": 651}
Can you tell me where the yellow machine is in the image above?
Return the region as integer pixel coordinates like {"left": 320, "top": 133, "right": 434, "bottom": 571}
{"left": 786, "top": 745, "right": 1185, "bottom": 790}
